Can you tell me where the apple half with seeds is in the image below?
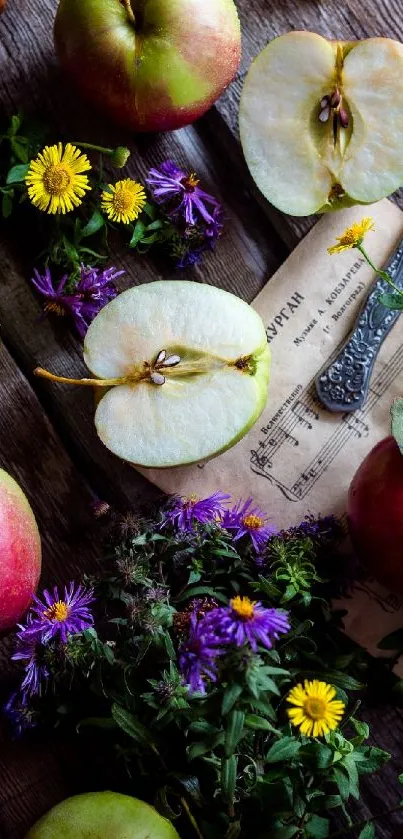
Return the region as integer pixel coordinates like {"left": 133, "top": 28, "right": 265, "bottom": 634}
{"left": 240, "top": 32, "right": 403, "bottom": 216}
{"left": 36, "top": 281, "right": 270, "bottom": 468}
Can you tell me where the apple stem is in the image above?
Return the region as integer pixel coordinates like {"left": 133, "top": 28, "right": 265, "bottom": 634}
{"left": 34, "top": 367, "right": 129, "bottom": 388}
{"left": 120, "top": 0, "right": 135, "bottom": 24}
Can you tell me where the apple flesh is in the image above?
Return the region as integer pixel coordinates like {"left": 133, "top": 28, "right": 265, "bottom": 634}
{"left": 25, "top": 791, "right": 180, "bottom": 839}
{"left": 347, "top": 436, "right": 403, "bottom": 593}
{"left": 240, "top": 32, "right": 403, "bottom": 216}
{"left": 54, "top": 0, "right": 241, "bottom": 133}
{"left": 0, "top": 468, "right": 41, "bottom": 631}
{"left": 35, "top": 281, "right": 270, "bottom": 469}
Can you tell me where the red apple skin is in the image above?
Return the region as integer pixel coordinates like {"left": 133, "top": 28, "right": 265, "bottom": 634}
{"left": 0, "top": 0, "right": 7, "bottom": 12}
{"left": 54, "top": 0, "right": 241, "bottom": 133}
{"left": 347, "top": 435, "right": 403, "bottom": 592}
{"left": 0, "top": 469, "right": 41, "bottom": 631}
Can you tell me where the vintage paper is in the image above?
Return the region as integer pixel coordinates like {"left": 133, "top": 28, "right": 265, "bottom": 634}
{"left": 138, "top": 199, "right": 403, "bottom": 662}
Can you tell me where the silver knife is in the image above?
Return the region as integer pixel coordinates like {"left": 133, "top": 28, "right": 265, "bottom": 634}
{"left": 315, "top": 239, "right": 403, "bottom": 412}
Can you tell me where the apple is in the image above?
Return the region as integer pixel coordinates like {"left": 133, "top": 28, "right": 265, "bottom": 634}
{"left": 0, "top": 468, "right": 41, "bottom": 631}
{"left": 0, "top": 0, "right": 7, "bottom": 12}
{"left": 53, "top": 0, "right": 241, "bottom": 133}
{"left": 35, "top": 281, "right": 270, "bottom": 468}
{"left": 347, "top": 436, "right": 403, "bottom": 593}
{"left": 25, "top": 791, "right": 180, "bottom": 839}
{"left": 239, "top": 32, "right": 403, "bottom": 216}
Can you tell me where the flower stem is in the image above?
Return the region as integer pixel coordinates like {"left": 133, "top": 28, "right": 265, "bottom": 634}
{"left": 358, "top": 245, "right": 403, "bottom": 299}
{"left": 34, "top": 368, "right": 130, "bottom": 388}
{"left": 120, "top": 0, "right": 135, "bottom": 23}
{"left": 328, "top": 802, "right": 403, "bottom": 838}
{"left": 180, "top": 797, "right": 205, "bottom": 839}
{"left": 71, "top": 141, "right": 114, "bottom": 156}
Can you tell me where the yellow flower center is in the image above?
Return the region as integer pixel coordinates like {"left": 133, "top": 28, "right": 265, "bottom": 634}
{"left": 187, "top": 494, "right": 199, "bottom": 505}
{"left": 112, "top": 183, "right": 139, "bottom": 214}
{"left": 44, "top": 301, "right": 66, "bottom": 317}
{"left": 43, "top": 164, "right": 71, "bottom": 196}
{"left": 230, "top": 595, "right": 256, "bottom": 620}
{"left": 303, "top": 696, "right": 327, "bottom": 720}
{"left": 242, "top": 514, "right": 264, "bottom": 530}
{"left": 183, "top": 173, "right": 200, "bottom": 191}
{"left": 43, "top": 601, "right": 69, "bottom": 622}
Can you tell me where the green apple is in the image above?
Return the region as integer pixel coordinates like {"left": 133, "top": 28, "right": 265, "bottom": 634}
{"left": 35, "top": 281, "right": 270, "bottom": 468}
{"left": 54, "top": 0, "right": 241, "bottom": 132}
{"left": 240, "top": 32, "right": 403, "bottom": 216}
{"left": 25, "top": 791, "right": 179, "bottom": 839}
{"left": 0, "top": 468, "right": 41, "bottom": 632}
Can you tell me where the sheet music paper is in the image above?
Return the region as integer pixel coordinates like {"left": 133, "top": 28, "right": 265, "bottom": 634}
{"left": 138, "top": 199, "right": 403, "bottom": 664}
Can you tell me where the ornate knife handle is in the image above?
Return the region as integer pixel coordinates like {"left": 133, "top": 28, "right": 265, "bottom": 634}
{"left": 315, "top": 240, "right": 403, "bottom": 412}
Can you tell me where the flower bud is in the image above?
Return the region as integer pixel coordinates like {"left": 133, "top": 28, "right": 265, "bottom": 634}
{"left": 110, "top": 146, "right": 131, "bottom": 168}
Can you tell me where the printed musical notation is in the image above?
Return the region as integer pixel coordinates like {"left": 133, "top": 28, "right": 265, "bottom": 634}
{"left": 250, "top": 343, "right": 403, "bottom": 501}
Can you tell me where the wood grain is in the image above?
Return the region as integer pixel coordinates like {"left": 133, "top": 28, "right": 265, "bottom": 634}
{"left": 1, "top": 0, "right": 403, "bottom": 835}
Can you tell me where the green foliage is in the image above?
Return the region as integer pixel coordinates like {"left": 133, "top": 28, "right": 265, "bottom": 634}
{"left": 14, "top": 509, "right": 401, "bottom": 838}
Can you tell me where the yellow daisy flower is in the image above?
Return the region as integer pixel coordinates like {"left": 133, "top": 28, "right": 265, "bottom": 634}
{"left": 101, "top": 178, "right": 147, "bottom": 224}
{"left": 286, "top": 679, "right": 345, "bottom": 738}
{"left": 327, "top": 217, "right": 375, "bottom": 255}
{"left": 25, "top": 143, "right": 91, "bottom": 214}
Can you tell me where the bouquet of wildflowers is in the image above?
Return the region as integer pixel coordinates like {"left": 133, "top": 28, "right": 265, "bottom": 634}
{"left": 4, "top": 492, "right": 401, "bottom": 839}
{"left": 0, "top": 113, "right": 224, "bottom": 337}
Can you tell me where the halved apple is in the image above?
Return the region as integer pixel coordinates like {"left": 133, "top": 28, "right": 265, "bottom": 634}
{"left": 239, "top": 32, "right": 403, "bottom": 216}
{"left": 35, "top": 282, "right": 270, "bottom": 468}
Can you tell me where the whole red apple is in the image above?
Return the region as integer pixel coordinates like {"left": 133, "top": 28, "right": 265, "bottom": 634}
{"left": 54, "top": 0, "right": 241, "bottom": 133}
{"left": 0, "top": 468, "right": 41, "bottom": 631}
{"left": 347, "top": 436, "right": 403, "bottom": 592}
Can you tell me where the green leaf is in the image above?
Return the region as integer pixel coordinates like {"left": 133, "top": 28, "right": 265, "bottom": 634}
{"left": 221, "top": 755, "right": 237, "bottom": 806}
{"left": 379, "top": 292, "right": 403, "bottom": 310}
{"left": 6, "top": 163, "right": 29, "bottom": 184}
{"left": 187, "top": 732, "right": 225, "bottom": 761}
{"left": 342, "top": 755, "right": 359, "bottom": 799}
{"left": 358, "top": 824, "right": 375, "bottom": 839}
{"left": 129, "top": 219, "right": 146, "bottom": 247}
{"left": 305, "top": 815, "right": 330, "bottom": 838}
{"left": 111, "top": 703, "right": 154, "bottom": 747}
{"left": 354, "top": 746, "right": 390, "bottom": 774}
{"left": 307, "top": 670, "right": 363, "bottom": 691}
{"left": 176, "top": 586, "right": 228, "bottom": 604}
{"left": 62, "top": 236, "right": 79, "bottom": 263}
{"left": 301, "top": 742, "right": 334, "bottom": 769}
{"left": 350, "top": 718, "right": 369, "bottom": 743}
{"left": 321, "top": 795, "right": 343, "bottom": 809}
{"left": 145, "top": 219, "right": 165, "bottom": 231}
{"left": 266, "top": 736, "right": 301, "bottom": 763}
{"left": 10, "top": 136, "right": 29, "bottom": 162}
{"left": 80, "top": 208, "right": 105, "bottom": 238}
{"left": 143, "top": 201, "right": 158, "bottom": 220}
{"left": 332, "top": 765, "right": 350, "bottom": 800}
{"left": 244, "top": 714, "right": 279, "bottom": 733}
{"left": 225, "top": 710, "right": 245, "bottom": 757}
{"left": 222, "top": 683, "right": 243, "bottom": 715}
{"left": 2, "top": 192, "right": 13, "bottom": 218}
{"left": 8, "top": 114, "right": 22, "bottom": 136}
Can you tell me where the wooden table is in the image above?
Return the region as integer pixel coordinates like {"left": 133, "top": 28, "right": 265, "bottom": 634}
{"left": 1, "top": 0, "right": 403, "bottom": 836}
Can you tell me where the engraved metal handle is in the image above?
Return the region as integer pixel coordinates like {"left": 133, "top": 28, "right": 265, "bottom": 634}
{"left": 315, "top": 240, "right": 403, "bottom": 412}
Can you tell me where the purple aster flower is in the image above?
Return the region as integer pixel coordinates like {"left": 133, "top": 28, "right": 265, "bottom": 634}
{"left": 22, "top": 582, "right": 95, "bottom": 644}
{"left": 3, "top": 691, "right": 37, "bottom": 738}
{"left": 12, "top": 623, "right": 49, "bottom": 696}
{"left": 31, "top": 263, "right": 123, "bottom": 337}
{"left": 178, "top": 611, "right": 223, "bottom": 695}
{"left": 163, "top": 491, "right": 230, "bottom": 532}
{"left": 221, "top": 497, "right": 277, "bottom": 553}
{"left": 205, "top": 597, "right": 290, "bottom": 652}
{"left": 146, "top": 161, "right": 222, "bottom": 227}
